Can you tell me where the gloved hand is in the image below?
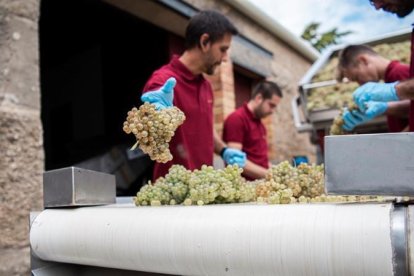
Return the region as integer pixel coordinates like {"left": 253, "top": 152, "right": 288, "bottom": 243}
{"left": 364, "top": 101, "right": 388, "bottom": 119}
{"left": 141, "top": 77, "right": 176, "bottom": 110}
{"left": 353, "top": 82, "right": 399, "bottom": 111}
{"left": 342, "top": 108, "right": 371, "bottom": 131}
{"left": 222, "top": 148, "right": 246, "bottom": 168}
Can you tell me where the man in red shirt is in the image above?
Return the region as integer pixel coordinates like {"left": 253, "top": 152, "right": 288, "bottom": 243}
{"left": 337, "top": 44, "right": 410, "bottom": 132}
{"left": 223, "top": 81, "right": 282, "bottom": 180}
{"left": 141, "top": 10, "right": 246, "bottom": 180}
{"left": 347, "top": 0, "right": 414, "bottom": 131}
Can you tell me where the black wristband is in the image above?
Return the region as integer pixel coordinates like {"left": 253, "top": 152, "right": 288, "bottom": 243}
{"left": 220, "top": 147, "right": 227, "bottom": 157}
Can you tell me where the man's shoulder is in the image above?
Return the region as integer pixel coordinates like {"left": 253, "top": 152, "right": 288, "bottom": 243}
{"left": 144, "top": 64, "right": 179, "bottom": 91}
{"left": 225, "top": 106, "right": 247, "bottom": 122}
{"left": 385, "top": 60, "right": 410, "bottom": 82}
{"left": 392, "top": 60, "right": 409, "bottom": 70}
{"left": 150, "top": 64, "right": 179, "bottom": 80}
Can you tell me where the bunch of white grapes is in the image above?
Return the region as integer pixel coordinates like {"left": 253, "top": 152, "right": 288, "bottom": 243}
{"left": 134, "top": 178, "right": 173, "bottom": 206}
{"left": 164, "top": 165, "right": 190, "bottom": 203}
{"left": 134, "top": 162, "right": 387, "bottom": 206}
{"left": 257, "top": 161, "right": 324, "bottom": 203}
{"left": 306, "top": 82, "right": 358, "bottom": 111}
{"left": 329, "top": 102, "right": 358, "bottom": 135}
{"left": 256, "top": 161, "right": 384, "bottom": 204}
{"left": 374, "top": 41, "right": 410, "bottom": 64}
{"left": 188, "top": 166, "right": 235, "bottom": 205}
{"left": 123, "top": 102, "right": 185, "bottom": 163}
{"left": 134, "top": 164, "right": 256, "bottom": 206}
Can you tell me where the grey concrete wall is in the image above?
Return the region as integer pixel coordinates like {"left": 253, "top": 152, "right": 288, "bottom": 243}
{"left": 0, "top": 0, "right": 43, "bottom": 275}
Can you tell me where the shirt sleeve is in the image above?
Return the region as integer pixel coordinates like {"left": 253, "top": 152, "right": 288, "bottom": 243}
{"left": 223, "top": 113, "right": 245, "bottom": 144}
{"left": 142, "top": 72, "right": 170, "bottom": 95}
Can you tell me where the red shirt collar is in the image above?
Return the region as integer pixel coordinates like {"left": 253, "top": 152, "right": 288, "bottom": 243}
{"left": 170, "top": 55, "right": 203, "bottom": 82}
{"left": 385, "top": 60, "right": 398, "bottom": 75}
{"left": 243, "top": 102, "right": 260, "bottom": 121}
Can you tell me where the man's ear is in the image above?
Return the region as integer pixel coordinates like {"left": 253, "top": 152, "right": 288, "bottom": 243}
{"left": 254, "top": 93, "right": 263, "bottom": 103}
{"left": 200, "top": 34, "right": 210, "bottom": 50}
{"left": 357, "top": 54, "right": 369, "bottom": 66}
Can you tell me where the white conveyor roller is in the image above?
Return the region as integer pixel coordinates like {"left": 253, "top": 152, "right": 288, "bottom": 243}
{"left": 30, "top": 203, "right": 402, "bottom": 275}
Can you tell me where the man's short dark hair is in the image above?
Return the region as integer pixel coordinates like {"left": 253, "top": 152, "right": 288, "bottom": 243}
{"left": 185, "top": 10, "right": 238, "bottom": 49}
{"left": 369, "top": 0, "right": 414, "bottom": 18}
{"left": 338, "top": 44, "right": 378, "bottom": 69}
{"left": 251, "top": 81, "right": 283, "bottom": 100}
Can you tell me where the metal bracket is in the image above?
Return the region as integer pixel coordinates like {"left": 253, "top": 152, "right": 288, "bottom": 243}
{"left": 391, "top": 205, "right": 409, "bottom": 276}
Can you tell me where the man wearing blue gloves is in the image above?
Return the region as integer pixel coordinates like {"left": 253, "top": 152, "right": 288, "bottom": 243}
{"left": 342, "top": 0, "right": 414, "bottom": 132}
{"left": 337, "top": 45, "right": 410, "bottom": 132}
{"left": 141, "top": 10, "right": 246, "bottom": 180}
{"left": 223, "top": 81, "right": 282, "bottom": 180}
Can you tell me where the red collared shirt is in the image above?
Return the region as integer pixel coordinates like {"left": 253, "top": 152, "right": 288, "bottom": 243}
{"left": 142, "top": 55, "right": 214, "bottom": 180}
{"left": 410, "top": 27, "right": 414, "bottom": 131}
{"left": 384, "top": 60, "right": 410, "bottom": 132}
{"left": 223, "top": 103, "right": 269, "bottom": 180}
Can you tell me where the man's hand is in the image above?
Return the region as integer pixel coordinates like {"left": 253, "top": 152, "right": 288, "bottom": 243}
{"left": 342, "top": 108, "right": 369, "bottom": 131}
{"left": 222, "top": 148, "right": 246, "bottom": 168}
{"left": 353, "top": 82, "right": 399, "bottom": 111}
{"left": 364, "top": 101, "right": 388, "bottom": 119}
{"left": 141, "top": 77, "right": 176, "bottom": 110}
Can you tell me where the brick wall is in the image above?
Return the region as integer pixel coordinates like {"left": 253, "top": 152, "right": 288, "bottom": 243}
{"left": 204, "top": 58, "right": 236, "bottom": 137}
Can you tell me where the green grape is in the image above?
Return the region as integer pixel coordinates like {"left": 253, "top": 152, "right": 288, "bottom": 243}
{"left": 183, "top": 198, "right": 192, "bottom": 206}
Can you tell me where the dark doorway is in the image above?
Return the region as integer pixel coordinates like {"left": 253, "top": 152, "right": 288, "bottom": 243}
{"left": 233, "top": 65, "right": 264, "bottom": 108}
{"left": 39, "top": 0, "right": 175, "bottom": 194}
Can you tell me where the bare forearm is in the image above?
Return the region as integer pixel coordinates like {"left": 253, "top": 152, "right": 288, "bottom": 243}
{"left": 396, "top": 79, "right": 414, "bottom": 100}
{"left": 386, "top": 100, "right": 411, "bottom": 118}
{"left": 242, "top": 160, "right": 268, "bottom": 180}
{"left": 213, "top": 129, "right": 226, "bottom": 155}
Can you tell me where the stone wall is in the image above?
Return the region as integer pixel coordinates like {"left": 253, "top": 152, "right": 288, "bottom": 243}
{"left": 0, "top": 0, "right": 42, "bottom": 275}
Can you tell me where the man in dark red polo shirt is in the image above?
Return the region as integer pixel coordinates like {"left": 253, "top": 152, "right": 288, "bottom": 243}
{"left": 347, "top": 0, "right": 414, "bottom": 131}
{"left": 337, "top": 44, "right": 410, "bottom": 132}
{"left": 223, "top": 81, "right": 282, "bottom": 180}
{"left": 141, "top": 10, "right": 246, "bottom": 180}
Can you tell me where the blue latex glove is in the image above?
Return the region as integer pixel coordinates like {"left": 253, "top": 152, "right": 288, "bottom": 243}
{"left": 222, "top": 148, "right": 247, "bottom": 168}
{"left": 353, "top": 82, "right": 399, "bottom": 112}
{"left": 141, "top": 77, "right": 176, "bottom": 110}
{"left": 364, "top": 101, "right": 388, "bottom": 119}
{"left": 342, "top": 108, "right": 371, "bottom": 131}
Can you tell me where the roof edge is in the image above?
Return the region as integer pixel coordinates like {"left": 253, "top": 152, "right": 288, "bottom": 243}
{"left": 224, "top": 0, "right": 320, "bottom": 62}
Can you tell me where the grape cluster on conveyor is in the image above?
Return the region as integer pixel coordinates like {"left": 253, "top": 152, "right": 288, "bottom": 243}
{"left": 134, "top": 161, "right": 384, "bottom": 206}
{"left": 134, "top": 164, "right": 256, "bottom": 206}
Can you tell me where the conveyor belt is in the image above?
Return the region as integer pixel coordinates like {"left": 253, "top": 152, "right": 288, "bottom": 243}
{"left": 30, "top": 203, "right": 400, "bottom": 276}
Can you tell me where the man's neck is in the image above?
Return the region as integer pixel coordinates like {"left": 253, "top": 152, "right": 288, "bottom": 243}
{"left": 247, "top": 101, "right": 256, "bottom": 116}
{"left": 377, "top": 57, "right": 392, "bottom": 80}
{"left": 179, "top": 50, "right": 204, "bottom": 75}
